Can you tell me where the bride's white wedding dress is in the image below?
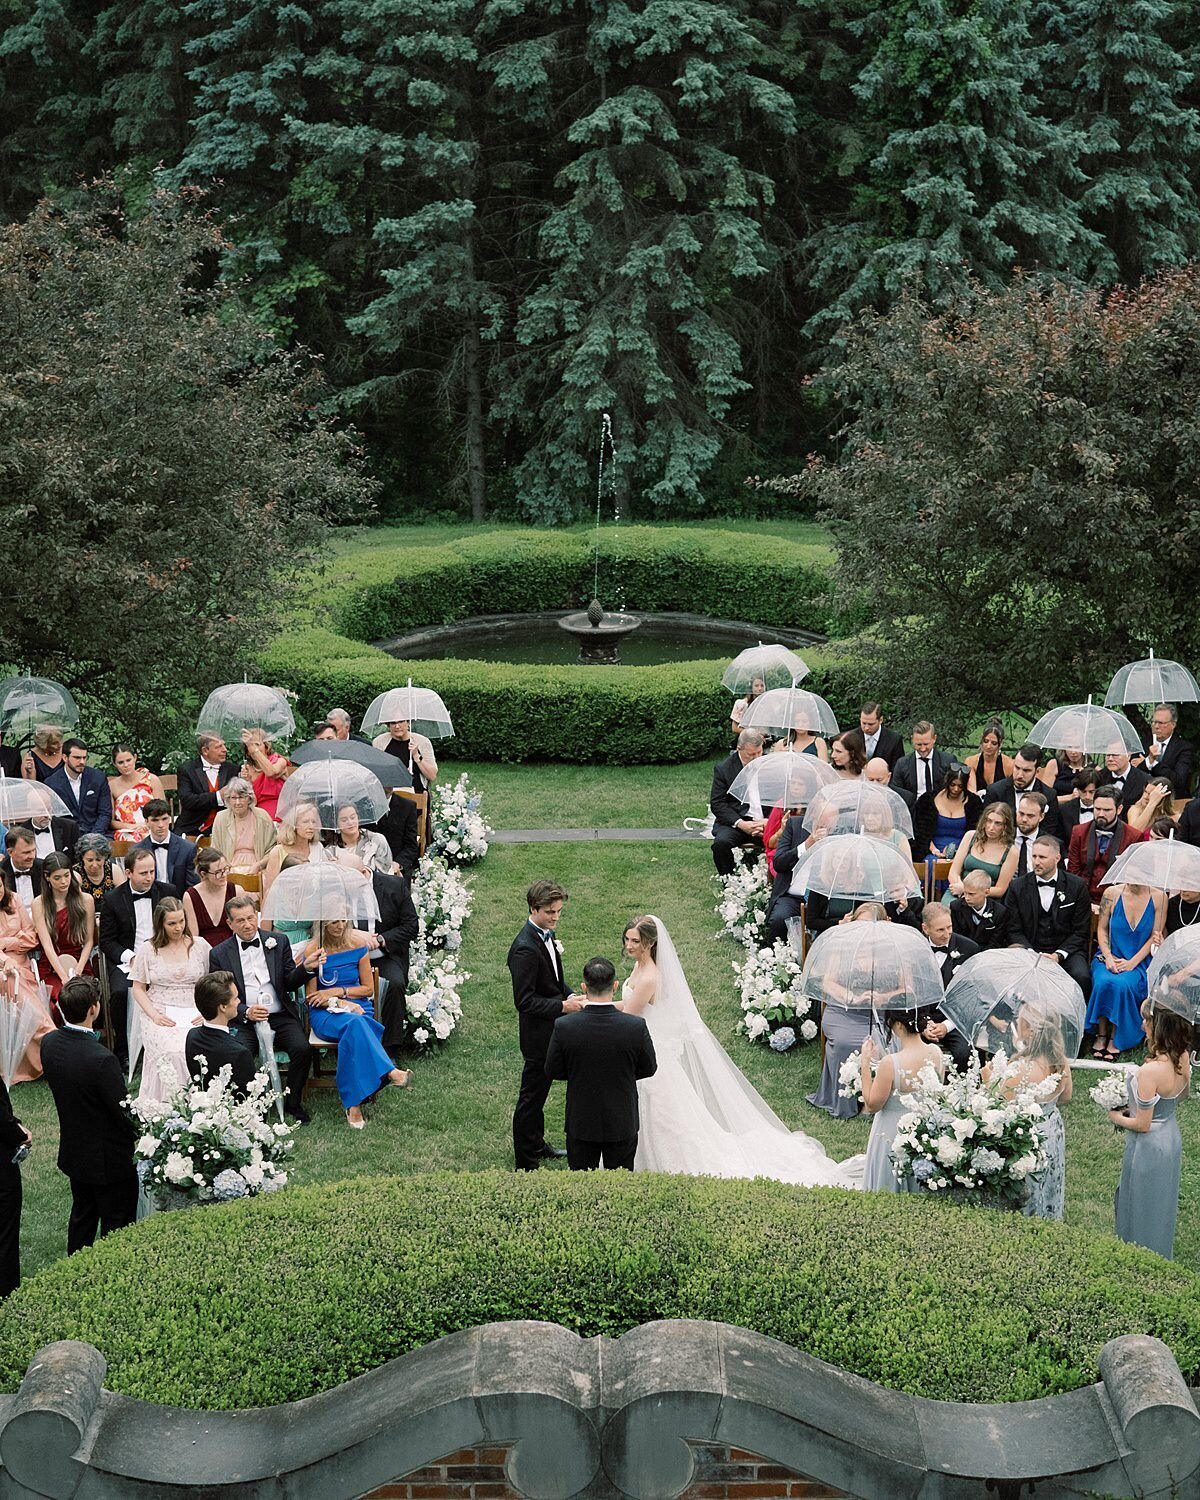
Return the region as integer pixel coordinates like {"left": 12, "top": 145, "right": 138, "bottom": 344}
{"left": 631, "top": 916, "right": 863, "bottom": 1189}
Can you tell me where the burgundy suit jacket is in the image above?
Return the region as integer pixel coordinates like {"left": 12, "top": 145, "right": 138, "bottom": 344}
{"left": 1067, "top": 820, "right": 1145, "bottom": 903}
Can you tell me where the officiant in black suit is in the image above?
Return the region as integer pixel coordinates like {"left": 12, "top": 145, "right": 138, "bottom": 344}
{"left": 1005, "top": 835, "right": 1092, "bottom": 998}
{"left": 187, "top": 971, "right": 257, "bottom": 1095}
{"left": 544, "top": 955, "right": 657, "bottom": 1171}
{"left": 508, "top": 879, "right": 583, "bottom": 1171}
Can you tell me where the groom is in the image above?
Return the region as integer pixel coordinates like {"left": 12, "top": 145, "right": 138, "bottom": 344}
{"left": 543, "top": 956, "right": 657, "bottom": 1171}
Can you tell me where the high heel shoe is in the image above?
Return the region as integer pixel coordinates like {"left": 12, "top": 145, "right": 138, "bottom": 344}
{"left": 346, "top": 1110, "right": 366, "bottom": 1129}
{"left": 390, "top": 1069, "right": 414, "bottom": 1090}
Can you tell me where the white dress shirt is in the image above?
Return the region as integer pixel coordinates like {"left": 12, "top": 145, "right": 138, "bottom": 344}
{"left": 240, "top": 936, "right": 280, "bottom": 1015}
{"left": 13, "top": 871, "right": 33, "bottom": 909}
{"left": 121, "top": 891, "right": 156, "bottom": 968}
{"left": 33, "top": 827, "right": 54, "bottom": 859}
{"left": 149, "top": 839, "right": 171, "bottom": 884}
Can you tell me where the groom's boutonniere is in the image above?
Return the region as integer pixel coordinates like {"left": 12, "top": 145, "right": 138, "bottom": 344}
{"left": 949, "top": 949, "right": 961, "bottom": 960}
{"left": 264, "top": 937, "right": 277, "bottom": 951}
{"left": 553, "top": 939, "right": 564, "bottom": 956}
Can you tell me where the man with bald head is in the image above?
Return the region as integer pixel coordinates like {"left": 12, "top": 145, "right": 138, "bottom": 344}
{"left": 865, "top": 756, "right": 913, "bottom": 810}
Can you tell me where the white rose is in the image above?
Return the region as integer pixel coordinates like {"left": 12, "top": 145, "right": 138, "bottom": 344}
{"left": 934, "top": 1136, "right": 964, "bottom": 1166}
{"left": 745, "top": 1013, "right": 769, "bottom": 1040}
{"left": 164, "top": 1151, "right": 192, "bottom": 1184}
{"left": 800, "top": 1019, "right": 818, "bottom": 1041}
{"left": 240, "top": 1162, "right": 264, "bottom": 1187}
{"left": 951, "top": 1117, "right": 977, "bottom": 1141}
{"left": 980, "top": 1109, "right": 1006, "bottom": 1137}
{"left": 265, "top": 937, "right": 277, "bottom": 950}
{"left": 136, "top": 1134, "right": 159, "bottom": 1157}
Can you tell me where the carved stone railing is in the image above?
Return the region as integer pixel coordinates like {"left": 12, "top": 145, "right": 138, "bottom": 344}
{"left": 1, "top": 1321, "right": 1198, "bottom": 1500}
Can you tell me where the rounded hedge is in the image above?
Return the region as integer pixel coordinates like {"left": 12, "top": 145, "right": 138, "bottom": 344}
{"left": 2, "top": 1172, "right": 1198, "bottom": 1411}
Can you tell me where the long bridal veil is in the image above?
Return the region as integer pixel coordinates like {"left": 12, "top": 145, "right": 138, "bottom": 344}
{"left": 636, "top": 916, "right": 863, "bottom": 1188}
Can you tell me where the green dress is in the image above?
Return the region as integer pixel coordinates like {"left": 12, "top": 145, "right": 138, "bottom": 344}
{"left": 941, "top": 847, "right": 1004, "bottom": 905}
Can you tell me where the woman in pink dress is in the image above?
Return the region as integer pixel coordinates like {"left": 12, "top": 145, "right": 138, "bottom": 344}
{"left": 0, "top": 885, "right": 54, "bottom": 1083}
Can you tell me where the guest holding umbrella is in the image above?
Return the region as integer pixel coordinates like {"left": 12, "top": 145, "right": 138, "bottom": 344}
{"left": 21, "top": 725, "right": 64, "bottom": 783}
{"left": 730, "top": 675, "right": 767, "bottom": 738}
{"left": 986, "top": 1000, "right": 1073, "bottom": 1221}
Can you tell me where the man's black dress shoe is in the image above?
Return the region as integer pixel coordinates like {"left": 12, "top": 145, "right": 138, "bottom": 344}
{"left": 538, "top": 1143, "right": 567, "bottom": 1159}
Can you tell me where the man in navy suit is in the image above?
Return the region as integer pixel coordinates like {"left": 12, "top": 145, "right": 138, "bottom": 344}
{"left": 133, "top": 800, "right": 197, "bottom": 897}
{"left": 45, "top": 739, "right": 111, "bottom": 836}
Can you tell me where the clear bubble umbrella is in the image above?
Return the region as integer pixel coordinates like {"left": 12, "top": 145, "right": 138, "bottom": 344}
{"left": 1102, "top": 833, "right": 1200, "bottom": 894}
{"left": 729, "top": 751, "right": 839, "bottom": 813}
{"left": 789, "top": 832, "right": 922, "bottom": 903}
{"left": 361, "top": 681, "right": 454, "bottom": 740}
{"left": 251, "top": 1022, "right": 286, "bottom": 1122}
{"left": 0, "top": 978, "right": 41, "bottom": 1087}
{"left": 276, "top": 760, "right": 389, "bottom": 830}
{"left": 261, "top": 862, "right": 381, "bottom": 925}
{"left": 738, "top": 686, "right": 840, "bottom": 739}
{"left": 195, "top": 682, "right": 296, "bottom": 746}
{"left": 721, "top": 644, "right": 809, "bottom": 695}
{"left": 289, "top": 738, "right": 411, "bottom": 788}
{"left": 1026, "top": 697, "right": 1142, "bottom": 757}
{"left": 800, "top": 922, "right": 944, "bottom": 1015}
{"left": 0, "top": 776, "right": 71, "bottom": 825}
{"left": 0, "top": 676, "right": 79, "bottom": 746}
{"left": 805, "top": 780, "right": 915, "bottom": 841}
{"left": 1104, "top": 650, "right": 1200, "bottom": 708}
{"left": 941, "top": 950, "right": 1086, "bottom": 1057}
{"left": 1146, "top": 929, "right": 1200, "bottom": 1023}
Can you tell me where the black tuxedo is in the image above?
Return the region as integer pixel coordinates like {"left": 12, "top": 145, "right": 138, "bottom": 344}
{"left": 0, "top": 855, "right": 43, "bottom": 904}
{"left": 544, "top": 1003, "right": 657, "bottom": 1171}
{"left": 378, "top": 795, "right": 419, "bottom": 878}
{"left": 209, "top": 930, "right": 312, "bottom": 1117}
{"left": 0, "top": 744, "right": 20, "bottom": 780}
{"left": 949, "top": 896, "right": 1009, "bottom": 951}
{"left": 709, "top": 750, "right": 762, "bottom": 876}
{"left": 98, "top": 878, "right": 175, "bottom": 1062}
{"left": 861, "top": 726, "right": 905, "bottom": 771}
{"left": 891, "top": 748, "right": 955, "bottom": 802}
{"left": 39, "top": 1026, "right": 137, "bottom": 1253}
{"left": 1178, "top": 795, "right": 1200, "bottom": 848}
{"left": 174, "top": 759, "right": 237, "bottom": 837}
{"left": 11, "top": 817, "right": 77, "bottom": 861}
{"left": 508, "top": 919, "right": 570, "bottom": 1170}
{"left": 133, "top": 832, "right": 197, "bottom": 897}
{"left": 925, "top": 933, "right": 979, "bottom": 1072}
{"left": 1057, "top": 798, "right": 1093, "bottom": 841}
{"left": 1104, "top": 764, "right": 1149, "bottom": 816}
{"left": 368, "top": 871, "right": 419, "bottom": 1050}
{"left": 186, "top": 1025, "right": 257, "bottom": 1095}
{"left": 1005, "top": 868, "right": 1092, "bottom": 998}
{"left": 765, "top": 815, "right": 809, "bottom": 945}
{"left": 1142, "top": 736, "right": 1195, "bottom": 798}
{"left": 0, "top": 1077, "right": 25, "bottom": 1296}
{"left": 983, "top": 776, "right": 1064, "bottom": 841}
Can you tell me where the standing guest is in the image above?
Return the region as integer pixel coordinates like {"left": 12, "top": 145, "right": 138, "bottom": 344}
{"left": 183, "top": 848, "right": 236, "bottom": 947}
{"left": 509, "top": 880, "right": 584, "bottom": 1170}
{"left": 378, "top": 792, "right": 420, "bottom": 881}
{"left": 128, "top": 896, "right": 209, "bottom": 1103}
{"left": 96, "top": 849, "right": 174, "bottom": 1069}
{"left": 865, "top": 756, "right": 914, "bottom": 811}
{"left": 186, "top": 971, "right": 256, "bottom": 1095}
{"left": 1142, "top": 704, "right": 1194, "bottom": 798}
{"left": 964, "top": 720, "right": 1013, "bottom": 795}
{"left": 988, "top": 1003, "right": 1072, "bottom": 1220}
{"left": 372, "top": 717, "right": 439, "bottom": 797}
{"left": 261, "top": 801, "right": 328, "bottom": 898}
{"left": 1067, "top": 786, "right": 1146, "bottom": 904}
{"left": 730, "top": 676, "right": 767, "bottom": 737}
{"left": 45, "top": 739, "right": 111, "bottom": 837}
{"left": 912, "top": 765, "right": 980, "bottom": 865}
{"left": 1086, "top": 881, "right": 1164, "bottom": 1060}
{"left": 1005, "top": 834, "right": 1092, "bottom": 997}
{"left": 1052, "top": 748, "right": 1091, "bottom": 801}
{"left": 892, "top": 722, "right": 954, "bottom": 803}
{"left": 40, "top": 975, "right": 137, "bottom": 1255}
{"left": 239, "top": 729, "right": 290, "bottom": 823}
{"left": 984, "top": 743, "right": 1064, "bottom": 840}
{"left": 0, "top": 829, "right": 42, "bottom": 908}
{"left": 1059, "top": 768, "right": 1102, "bottom": 839}
{"left": 0, "top": 1072, "right": 28, "bottom": 1295}
{"left": 175, "top": 734, "right": 237, "bottom": 837}
{"left": 21, "top": 725, "right": 64, "bottom": 783}
{"left": 209, "top": 778, "right": 276, "bottom": 874}
{"left": 33, "top": 851, "right": 95, "bottom": 1007}
{"left": 858, "top": 703, "right": 904, "bottom": 771}
{"left": 949, "top": 869, "right": 1010, "bottom": 950}
{"left": 1101, "top": 747, "right": 1150, "bottom": 816}
{"left": 1111, "top": 999, "right": 1191, "bottom": 1259}
{"left": 0, "top": 733, "right": 20, "bottom": 781}
{"left": 327, "top": 709, "right": 367, "bottom": 744}
{"left": 74, "top": 833, "right": 126, "bottom": 916}
{"left": 1126, "top": 776, "right": 1177, "bottom": 835}
{"left": 107, "top": 747, "right": 166, "bottom": 841}
{"left": 946, "top": 803, "right": 1018, "bottom": 900}
{"left": 709, "top": 730, "right": 766, "bottom": 877}
{"left": 134, "top": 799, "right": 197, "bottom": 897}
{"left": 330, "top": 803, "right": 395, "bottom": 875}
{"left": 860, "top": 1007, "right": 945, "bottom": 1191}
{"left": 829, "top": 729, "right": 867, "bottom": 778}
{"left": 0, "top": 882, "right": 53, "bottom": 1082}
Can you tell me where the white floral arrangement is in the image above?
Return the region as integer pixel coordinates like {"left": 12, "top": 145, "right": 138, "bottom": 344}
{"left": 405, "top": 950, "right": 470, "bottom": 1048}
{"left": 734, "top": 941, "right": 818, "bottom": 1049}
{"left": 398, "top": 853, "right": 477, "bottom": 1051}
{"left": 431, "top": 773, "right": 492, "bottom": 865}
{"left": 889, "top": 1052, "right": 1056, "bottom": 1208}
{"left": 715, "top": 859, "right": 771, "bottom": 948}
{"left": 129, "top": 1062, "right": 294, "bottom": 1207}
{"left": 412, "top": 854, "right": 473, "bottom": 953}
{"left": 839, "top": 1047, "right": 866, "bottom": 1099}
{"left": 1089, "top": 1070, "right": 1130, "bottom": 1112}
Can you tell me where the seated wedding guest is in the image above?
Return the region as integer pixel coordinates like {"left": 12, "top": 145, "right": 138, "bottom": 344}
{"left": 709, "top": 730, "right": 766, "bottom": 877}
{"left": 328, "top": 708, "right": 367, "bottom": 744}
{"left": 33, "top": 851, "right": 95, "bottom": 1008}
{"left": 1052, "top": 748, "right": 1091, "bottom": 800}
{"left": 1006, "top": 835, "right": 1092, "bottom": 998}
{"left": 1179, "top": 790, "right": 1200, "bottom": 847}
{"left": 858, "top": 703, "right": 904, "bottom": 770}
{"left": 183, "top": 848, "right": 236, "bottom": 947}
{"left": 96, "top": 849, "right": 174, "bottom": 1069}
{"left": 210, "top": 895, "right": 316, "bottom": 1123}
{"left": 1149, "top": 816, "right": 1178, "bottom": 839}
{"left": 1011, "top": 791, "right": 1052, "bottom": 877}
{"left": 46, "top": 740, "right": 111, "bottom": 837}
{"left": 987, "top": 1002, "right": 1072, "bottom": 1220}
{"left": 949, "top": 869, "right": 1010, "bottom": 949}
{"left": 366, "top": 869, "right": 420, "bottom": 1057}
{"left": 378, "top": 791, "right": 420, "bottom": 881}
{"left": 0, "top": 1069, "right": 28, "bottom": 1294}
{"left": 1126, "top": 775, "right": 1176, "bottom": 835}
{"left": 1058, "top": 767, "right": 1102, "bottom": 839}
{"left": 310, "top": 723, "right": 338, "bottom": 740}
{"left": 984, "top": 743, "right": 1064, "bottom": 839}
{"left": 1102, "top": 746, "right": 1149, "bottom": 815}
{"left": 239, "top": 728, "right": 290, "bottom": 823}
{"left": 1165, "top": 888, "right": 1200, "bottom": 936}
{"left": 134, "top": 799, "right": 197, "bottom": 897}
{"left": 964, "top": 719, "right": 1013, "bottom": 795}
{"left": 186, "top": 971, "right": 256, "bottom": 1096}
{"left": 864, "top": 756, "right": 914, "bottom": 810}
{"left": 22, "top": 724, "right": 64, "bottom": 783}
{"left": 74, "top": 833, "right": 125, "bottom": 914}
{"left": 0, "top": 881, "right": 53, "bottom": 1082}
{"left": 1111, "top": 998, "right": 1190, "bottom": 1259}
{"left": 946, "top": 803, "right": 1018, "bottom": 901}
{"left": 261, "top": 801, "right": 328, "bottom": 897}
{"left": 764, "top": 804, "right": 835, "bottom": 944}
{"left": 0, "top": 733, "right": 19, "bottom": 781}
{"left": 303, "top": 916, "right": 413, "bottom": 1128}
{"left": 762, "top": 802, "right": 790, "bottom": 879}
{"left": 829, "top": 729, "right": 866, "bottom": 778}
{"left": 787, "top": 721, "right": 829, "bottom": 760}
{"left": 730, "top": 676, "right": 767, "bottom": 736}
{"left": 40, "top": 975, "right": 137, "bottom": 1255}
{"left": 912, "top": 764, "right": 980, "bottom": 865}
{"left": 373, "top": 717, "right": 438, "bottom": 796}
{"left": 1142, "top": 704, "right": 1194, "bottom": 798}
{"left": 860, "top": 1005, "right": 945, "bottom": 1190}
{"left": 129, "top": 896, "right": 209, "bottom": 1103}
{"left": 918, "top": 905, "right": 975, "bottom": 1071}
{"left": 1067, "top": 786, "right": 1145, "bottom": 904}
{"left": 175, "top": 733, "right": 236, "bottom": 837}
{"left": 107, "top": 747, "right": 165, "bottom": 841}
{"left": 0, "top": 829, "right": 42, "bottom": 908}
{"left": 210, "top": 777, "right": 276, "bottom": 873}
{"left": 892, "top": 721, "right": 954, "bottom": 803}
{"left": 12, "top": 793, "right": 76, "bottom": 863}
{"left": 329, "top": 803, "right": 395, "bottom": 875}
{"left": 1086, "top": 880, "right": 1164, "bottom": 1060}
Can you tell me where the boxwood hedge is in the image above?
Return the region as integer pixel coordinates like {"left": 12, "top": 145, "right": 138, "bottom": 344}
{"left": 2, "top": 1172, "right": 1197, "bottom": 1411}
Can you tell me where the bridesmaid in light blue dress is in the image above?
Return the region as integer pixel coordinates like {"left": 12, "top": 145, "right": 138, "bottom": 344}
{"left": 987, "top": 1003, "right": 1073, "bottom": 1221}
{"left": 1111, "top": 1001, "right": 1191, "bottom": 1259}
{"left": 859, "top": 1007, "right": 945, "bottom": 1192}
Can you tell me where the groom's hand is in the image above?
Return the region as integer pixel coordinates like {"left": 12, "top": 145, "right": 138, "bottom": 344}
{"left": 562, "top": 997, "right": 585, "bottom": 1013}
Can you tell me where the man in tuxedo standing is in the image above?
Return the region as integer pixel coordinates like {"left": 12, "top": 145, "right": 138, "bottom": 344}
{"left": 508, "top": 880, "right": 584, "bottom": 1171}
{"left": 97, "top": 848, "right": 174, "bottom": 1068}
{"left": 858, "top": 703, "right": 905, "bottom": 771}
{"left": 1142, "top": 704, "right": 1194, "bottom": 797}
{"left": 0, "top": 828, "right": 42, "bottom": 908}
{"left": 186, "top": 971, "right": 257, "bottom": 1095}
{"left": 544, "top": 955, "right": 657, "bottom": 1171}
{"left": 1005, "top": 835, "right": 1092, "bottom": 998}
{"left": 1067, "top": 786, "right": 1145, "bottom": 904}
{"left": 45, "top": 739, "right": 111, "bottom": 836}
{"left": 40, "top": 976, "right": 137, "bottom": 1254}
{"left": 709, "top": 729, "right": 766, "bottom": 876}
{"left": 175, "top": 734, "right": 237, "bottom": 837}
{"left": 891, "top": 722, "right": 954, "bottom": 803}
{"left": 133, "top": 800, "right": 197, "bottom": 896}
{"left": 984, "top": 744, "right": 1063, "bottom": 840}
{"left": 378, "top": 792, "right": 420, "bottom": 880}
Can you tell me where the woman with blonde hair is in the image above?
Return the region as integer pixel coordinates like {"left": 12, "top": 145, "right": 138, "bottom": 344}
{"left": 22, "top": 725, "right": 64, "bottom": 782}
{"left": 239, "top": 729, "right": 290, "bottom": 823}
{"left": 261, "top": 800, "right": 326, "bottom": 895}
{"left": 1126, "top": 775, "right": 1176, "bottom": 835}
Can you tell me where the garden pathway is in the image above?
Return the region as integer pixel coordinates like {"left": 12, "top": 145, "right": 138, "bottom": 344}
{"left": 492, "top": 828, "right": 708, "bottom": 843}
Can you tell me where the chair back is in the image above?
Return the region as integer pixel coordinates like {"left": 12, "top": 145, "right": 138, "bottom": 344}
{"left": 230, "top": 872, "right": 262, "bottom": 898}
{"left": 392, "top": 788, "right": 428, "bottom": 858}
{"left": 925, "top": 859, "right": 953, "bottom": 904}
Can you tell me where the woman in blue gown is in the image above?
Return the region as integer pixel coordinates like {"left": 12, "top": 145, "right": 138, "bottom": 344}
{"left": 304, "top": 917, "right": 413, "bottom": 1127}
{"left": 1086, "top": 882, "right": 1164, "bottom": 1060}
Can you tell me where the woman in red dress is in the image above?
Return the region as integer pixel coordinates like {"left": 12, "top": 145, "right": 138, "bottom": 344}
{"left": 33, "top": 852, "right": 96, "bottom": 1011}
{"left": 183, "top": 847, "right": 237, "bottom": 947}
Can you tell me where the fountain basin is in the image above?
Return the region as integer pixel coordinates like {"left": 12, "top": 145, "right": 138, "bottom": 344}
{"left": 558, "top": 605, "right": 642, "bottom": 665}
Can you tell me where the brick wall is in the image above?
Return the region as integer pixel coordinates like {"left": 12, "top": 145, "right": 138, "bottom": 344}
{"left": 367, "top": 1444, "right": 848, "bottom": 1500}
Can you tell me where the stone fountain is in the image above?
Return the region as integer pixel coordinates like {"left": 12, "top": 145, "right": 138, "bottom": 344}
{"left": 557, "top": 413, "right": 641, "bottom": 664}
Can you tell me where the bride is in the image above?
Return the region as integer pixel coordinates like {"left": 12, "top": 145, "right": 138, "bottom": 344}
{"left": 616, "top": 915, "right": 862, "bottom": 1188}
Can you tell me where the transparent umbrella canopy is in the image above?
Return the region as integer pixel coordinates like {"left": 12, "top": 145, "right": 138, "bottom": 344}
{"left": 0, "top": 776, "right": 71, "bottom": 825}
{"left": 800, "top": 922, "right": 944, "bottom": 1014}
{"left": 276, "top": 760, "right": 389, "bottom": 830}
{"left": 729, "top": 751, "right": 839, "bottom": 813}
{"left": 289, "top": 739, "right": 411, "bottom": 789}
{"left": 788, "top": 832, "right": 922, "bottom": 903}
{"left": 361, "top": 682, "right": 454, "bottom": 740}
{"left": 1026, "top": 698, "right": 1142, "bottom": 757}
{"left": 1102, "top": 834, "right": 1200, "bottom": 894}
{"left": 805, "top": 780, "right": 915, "bottom": 841}
{"left": 261, "top": 863, "right": 381, "bottom": 925}
{"left": 0, "top": 677, "right": 79, "bottom": 746}
{"left": 1104, "top": 650, "right": 1200, "bottom": 708}
{"left": 195, "top": 682, "right": 296, "bottom": 746}
{"left": 1146, "top": 929, "right": 1200, "bottom": 1023}
{"left": 721, "top": 644, "right": 809, "bottom": 696}
{"left": 941, "top": 950, "right": 1086, "bottom": 1057}
{"left": 0, "top": 979, "right": 41, "bottom": 1087}
{"left": 739, "top": 687, "right": 840, "bottom": 739}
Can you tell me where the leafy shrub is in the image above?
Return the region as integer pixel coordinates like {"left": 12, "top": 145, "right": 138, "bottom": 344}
{"left": 2, "top": 1172, "right": 1198, "bottom": 1411}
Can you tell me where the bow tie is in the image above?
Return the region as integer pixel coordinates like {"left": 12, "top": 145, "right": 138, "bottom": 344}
{"left": 1037, "top": 879, "right": 1056, "bottom": 888}
{"left": 132, "top": 891, "right": 152, "bottom": 901}
{"left": 240, "top": 939, "right": 260, "bottom": 951}
{"left": 152, "top": 841, "right": 169, "bottom": 849}
{"left": 930, "top": 945, "right": 948, "bottom": 954}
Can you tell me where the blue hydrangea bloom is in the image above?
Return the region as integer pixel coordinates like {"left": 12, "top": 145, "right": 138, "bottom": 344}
{"left": 769, "top": 1027, "right": 796, "bottom": 1052}
{"left": 212, "top": 1169, "right": 249, "bottom": 1201}
{"left": 912, "top": 1158, "right": 937, "bottom": 1181}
